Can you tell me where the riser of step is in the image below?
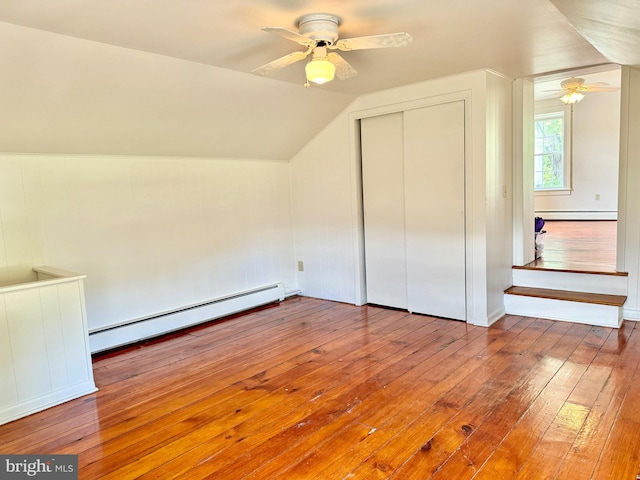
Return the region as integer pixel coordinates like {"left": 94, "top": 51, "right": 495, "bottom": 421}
{"left": 504, "top": 294, "right": 623, "bottom": 328}
{"left": 512, "top": 268, "right": 627, "bottom": 296}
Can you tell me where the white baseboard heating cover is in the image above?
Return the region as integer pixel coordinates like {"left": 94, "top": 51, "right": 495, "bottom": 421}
{"left": 89, "top": 283, "right": 285, "bottom": 353}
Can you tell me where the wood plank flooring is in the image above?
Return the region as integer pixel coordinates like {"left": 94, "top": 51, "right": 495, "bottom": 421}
{"left": 2, "top": 297, "right": 640, "bottom": 479}
{"left": 528, "top": 220, "right": 617, "bottom": 273}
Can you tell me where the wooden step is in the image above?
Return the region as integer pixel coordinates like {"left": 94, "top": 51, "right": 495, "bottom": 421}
{"left": 513, "top": 264, "right": 627, "bottom": 276}
{"left": 504, "top": 286, "right": 625, "bottom": 328}
{"left": 505, "top": 286, "right": 626, "bottom": 307}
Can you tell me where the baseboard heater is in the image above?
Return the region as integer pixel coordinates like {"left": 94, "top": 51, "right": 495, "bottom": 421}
{"left": 89, "top": 283, "right": 285, "bottom": 353}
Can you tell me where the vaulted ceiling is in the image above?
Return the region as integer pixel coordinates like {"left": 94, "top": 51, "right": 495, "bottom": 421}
{"left": 0, "top": 0, "right": 638, "bottom": 160}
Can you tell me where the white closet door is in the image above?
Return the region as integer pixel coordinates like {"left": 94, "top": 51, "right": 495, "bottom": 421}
{"left": 404, "top": 101, "right": 466, "bottom": 320}
{"left": 361, "top": 112, "right": 407, "bottom": 309}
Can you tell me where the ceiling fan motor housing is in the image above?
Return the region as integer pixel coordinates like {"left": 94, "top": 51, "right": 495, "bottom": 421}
{"left": 296, "top": 13, "right": 341, "bottom": 45}
{"left": 560, "top": 77, "right": 585, "bottom": 90}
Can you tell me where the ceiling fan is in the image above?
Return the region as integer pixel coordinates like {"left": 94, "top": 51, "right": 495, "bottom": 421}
{"left": 544, "top": 77, "right": 619, "bottom": 104}
{"left": 251, "top": 13, "right": 412, "bottom": 87}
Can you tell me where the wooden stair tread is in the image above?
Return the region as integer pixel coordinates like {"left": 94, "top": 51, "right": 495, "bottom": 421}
{"left": 512, "top": 265, "right": 628, "bottom": 277}
{"left": 505, "top": 286, "right": 626, "bottom": 307}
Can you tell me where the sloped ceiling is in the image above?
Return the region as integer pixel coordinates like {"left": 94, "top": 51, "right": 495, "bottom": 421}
{"left": 549, "top": 0, "right": 640, "bottom": 67}
{"left": 0, "top": 22, "right": 353, "bottom": 160}
{"left": 0, "top": 0, "right": 636, "bottom": 160}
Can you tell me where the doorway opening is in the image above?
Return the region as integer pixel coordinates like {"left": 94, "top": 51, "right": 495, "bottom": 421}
{"left": 529, "top": 66, "right": 621, "bottom": 273}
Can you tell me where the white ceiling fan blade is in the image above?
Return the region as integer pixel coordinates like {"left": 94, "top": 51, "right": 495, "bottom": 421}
{"left": 333, "top": 32, "right": 412, "bottom": 51}
{"left": 261, "top": 26, "right": 316, "bottom": 47}
{"left": 328, "top": 52, "right": 358, "bottom": 80}
{"left": 251, "top": 50, "right": 310, "bottom": 77}
{"left": 580, "top": 84, "right": 619, "bottom": 92}
{"left": 583, "top": 82, "right": 609, "bottom": 88}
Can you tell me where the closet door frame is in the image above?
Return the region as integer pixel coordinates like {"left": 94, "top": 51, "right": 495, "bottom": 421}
{"left": 349, "top": 91, "right": 475, "bottom": 321}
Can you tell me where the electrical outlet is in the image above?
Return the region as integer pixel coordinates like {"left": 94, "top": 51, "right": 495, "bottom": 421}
{"left": 297, "top": 261, "right": 304, "bottom": 272}
{"left": 595, "top": 194, "right": 601, "bottom": 201}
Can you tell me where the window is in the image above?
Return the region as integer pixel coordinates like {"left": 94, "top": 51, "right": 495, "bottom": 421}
{"left": 534, "top": 104, "right": 572, "bottom": 193}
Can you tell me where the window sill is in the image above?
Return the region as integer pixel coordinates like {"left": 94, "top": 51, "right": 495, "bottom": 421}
{"left": 535, "top": 188, "right": 572, "bottom": 196}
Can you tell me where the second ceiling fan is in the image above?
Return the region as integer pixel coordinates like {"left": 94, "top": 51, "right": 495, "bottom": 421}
{"left": 547, "top": 77, "right": 619, "bottom": 104}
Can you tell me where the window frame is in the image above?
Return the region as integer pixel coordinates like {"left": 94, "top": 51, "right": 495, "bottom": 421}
{"left": 533, "top": 101, "right": 572, "bottom": 195}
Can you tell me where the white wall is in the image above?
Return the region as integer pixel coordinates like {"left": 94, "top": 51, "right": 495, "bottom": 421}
{"left": 618, "top": 66, "right": 640, "bottom": 321}
{"left": 512, "top": 78, "right": 536, "bottom": 266}
{"left": 485, "top": 72, "right": 514, "bottom": 322}
{"left": 0, "top": 154, "right": 297, "bottom": 331}
{"left": 535, "top": 80, "right": 620, "bottom": 219}
{"left": 291, "top": 70, "right": 513, "bottom": 326}
{"left": 290, "top": 110, "right": 359, "bottom": 304}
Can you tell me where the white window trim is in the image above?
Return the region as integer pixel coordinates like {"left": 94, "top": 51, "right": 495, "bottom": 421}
{"left": 534, "top": 100, "right": 572, "bottom": 194}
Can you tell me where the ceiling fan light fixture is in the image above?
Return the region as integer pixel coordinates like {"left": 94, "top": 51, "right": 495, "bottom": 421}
{"left": 305, "top": 56, "right": 335, "bottom": 84}
{"left": 253, "top": 13, "right": 411, "bottom": 85}
{"left": 561, "top": 90, "right": 584, "bottom": 104}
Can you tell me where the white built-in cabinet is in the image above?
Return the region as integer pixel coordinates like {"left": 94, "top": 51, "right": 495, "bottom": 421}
{"left": 361, "top": 100, "right": 466, "bottom": 320}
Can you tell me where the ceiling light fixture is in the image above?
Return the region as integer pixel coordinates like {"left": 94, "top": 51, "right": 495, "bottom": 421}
{"left": 305, "top": 57, "right": 335, "bottom": 84}
{"left": 304, "top": 46, "right": 335, "bottom": 85}
{"left": 560, "top": 90, "right": 584, "bottom": 104}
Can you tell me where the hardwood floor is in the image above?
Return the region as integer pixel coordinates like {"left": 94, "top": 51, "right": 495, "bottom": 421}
{"left": 2, "top": 297, "right": 640, "bottom": 479}
{"left": 528, "top": 220, "right": 618, "bottom": 273}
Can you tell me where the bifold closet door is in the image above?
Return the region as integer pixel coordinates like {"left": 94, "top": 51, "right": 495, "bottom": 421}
{"left": 404, "top": 101, "right": 466, "bottom": 320}
{"left": 362, "top": 101, "right": 466, "bottom": 320}
{"left": 361, "top": 112, "right": 407, "bottom": 309}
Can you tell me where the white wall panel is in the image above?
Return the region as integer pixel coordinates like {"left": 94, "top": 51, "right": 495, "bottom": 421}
{"left": 0, "top": 154, "right": 297, "bottom": 332}
{"left": 57, "top": 282, "right": 92, "bottom": 384}
{"left": 39, "top": 285, "right": 69, "bottom": 390}
{"left": 513, "top": 78, "right": 535, "bottom": 266}
{"left": 0, "top": 158, "right": 37, "bottom": 287}
{"left": 485, "top": 72, "right": 514, "bottom": 323}
{"left": 0, "top": 298, "right": 18, "bottom": 407}
{"left": 4, "top": 289, "right": 52, "bottom": 400}
{"left": 619, "top": 67, "right": 640, "bottom": 320}
{"left": 290, "top": 110, "right": 359, "bottom": 304}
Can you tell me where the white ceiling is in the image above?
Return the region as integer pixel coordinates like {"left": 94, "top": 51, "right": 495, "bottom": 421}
{"left": 0, "top": 0, "right": 638, "bottom": 160}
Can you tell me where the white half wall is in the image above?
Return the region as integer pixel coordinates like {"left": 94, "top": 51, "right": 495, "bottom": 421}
{"left": 0, "top": 154, "right": 297, "bottom": 332}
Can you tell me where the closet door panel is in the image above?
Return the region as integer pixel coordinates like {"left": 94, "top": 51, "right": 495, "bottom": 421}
{"left": 361, "top": 113, "right": 407, "bottom": 309}
{"left": 404, "top": 101, "right": 466, "bottom": 320}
